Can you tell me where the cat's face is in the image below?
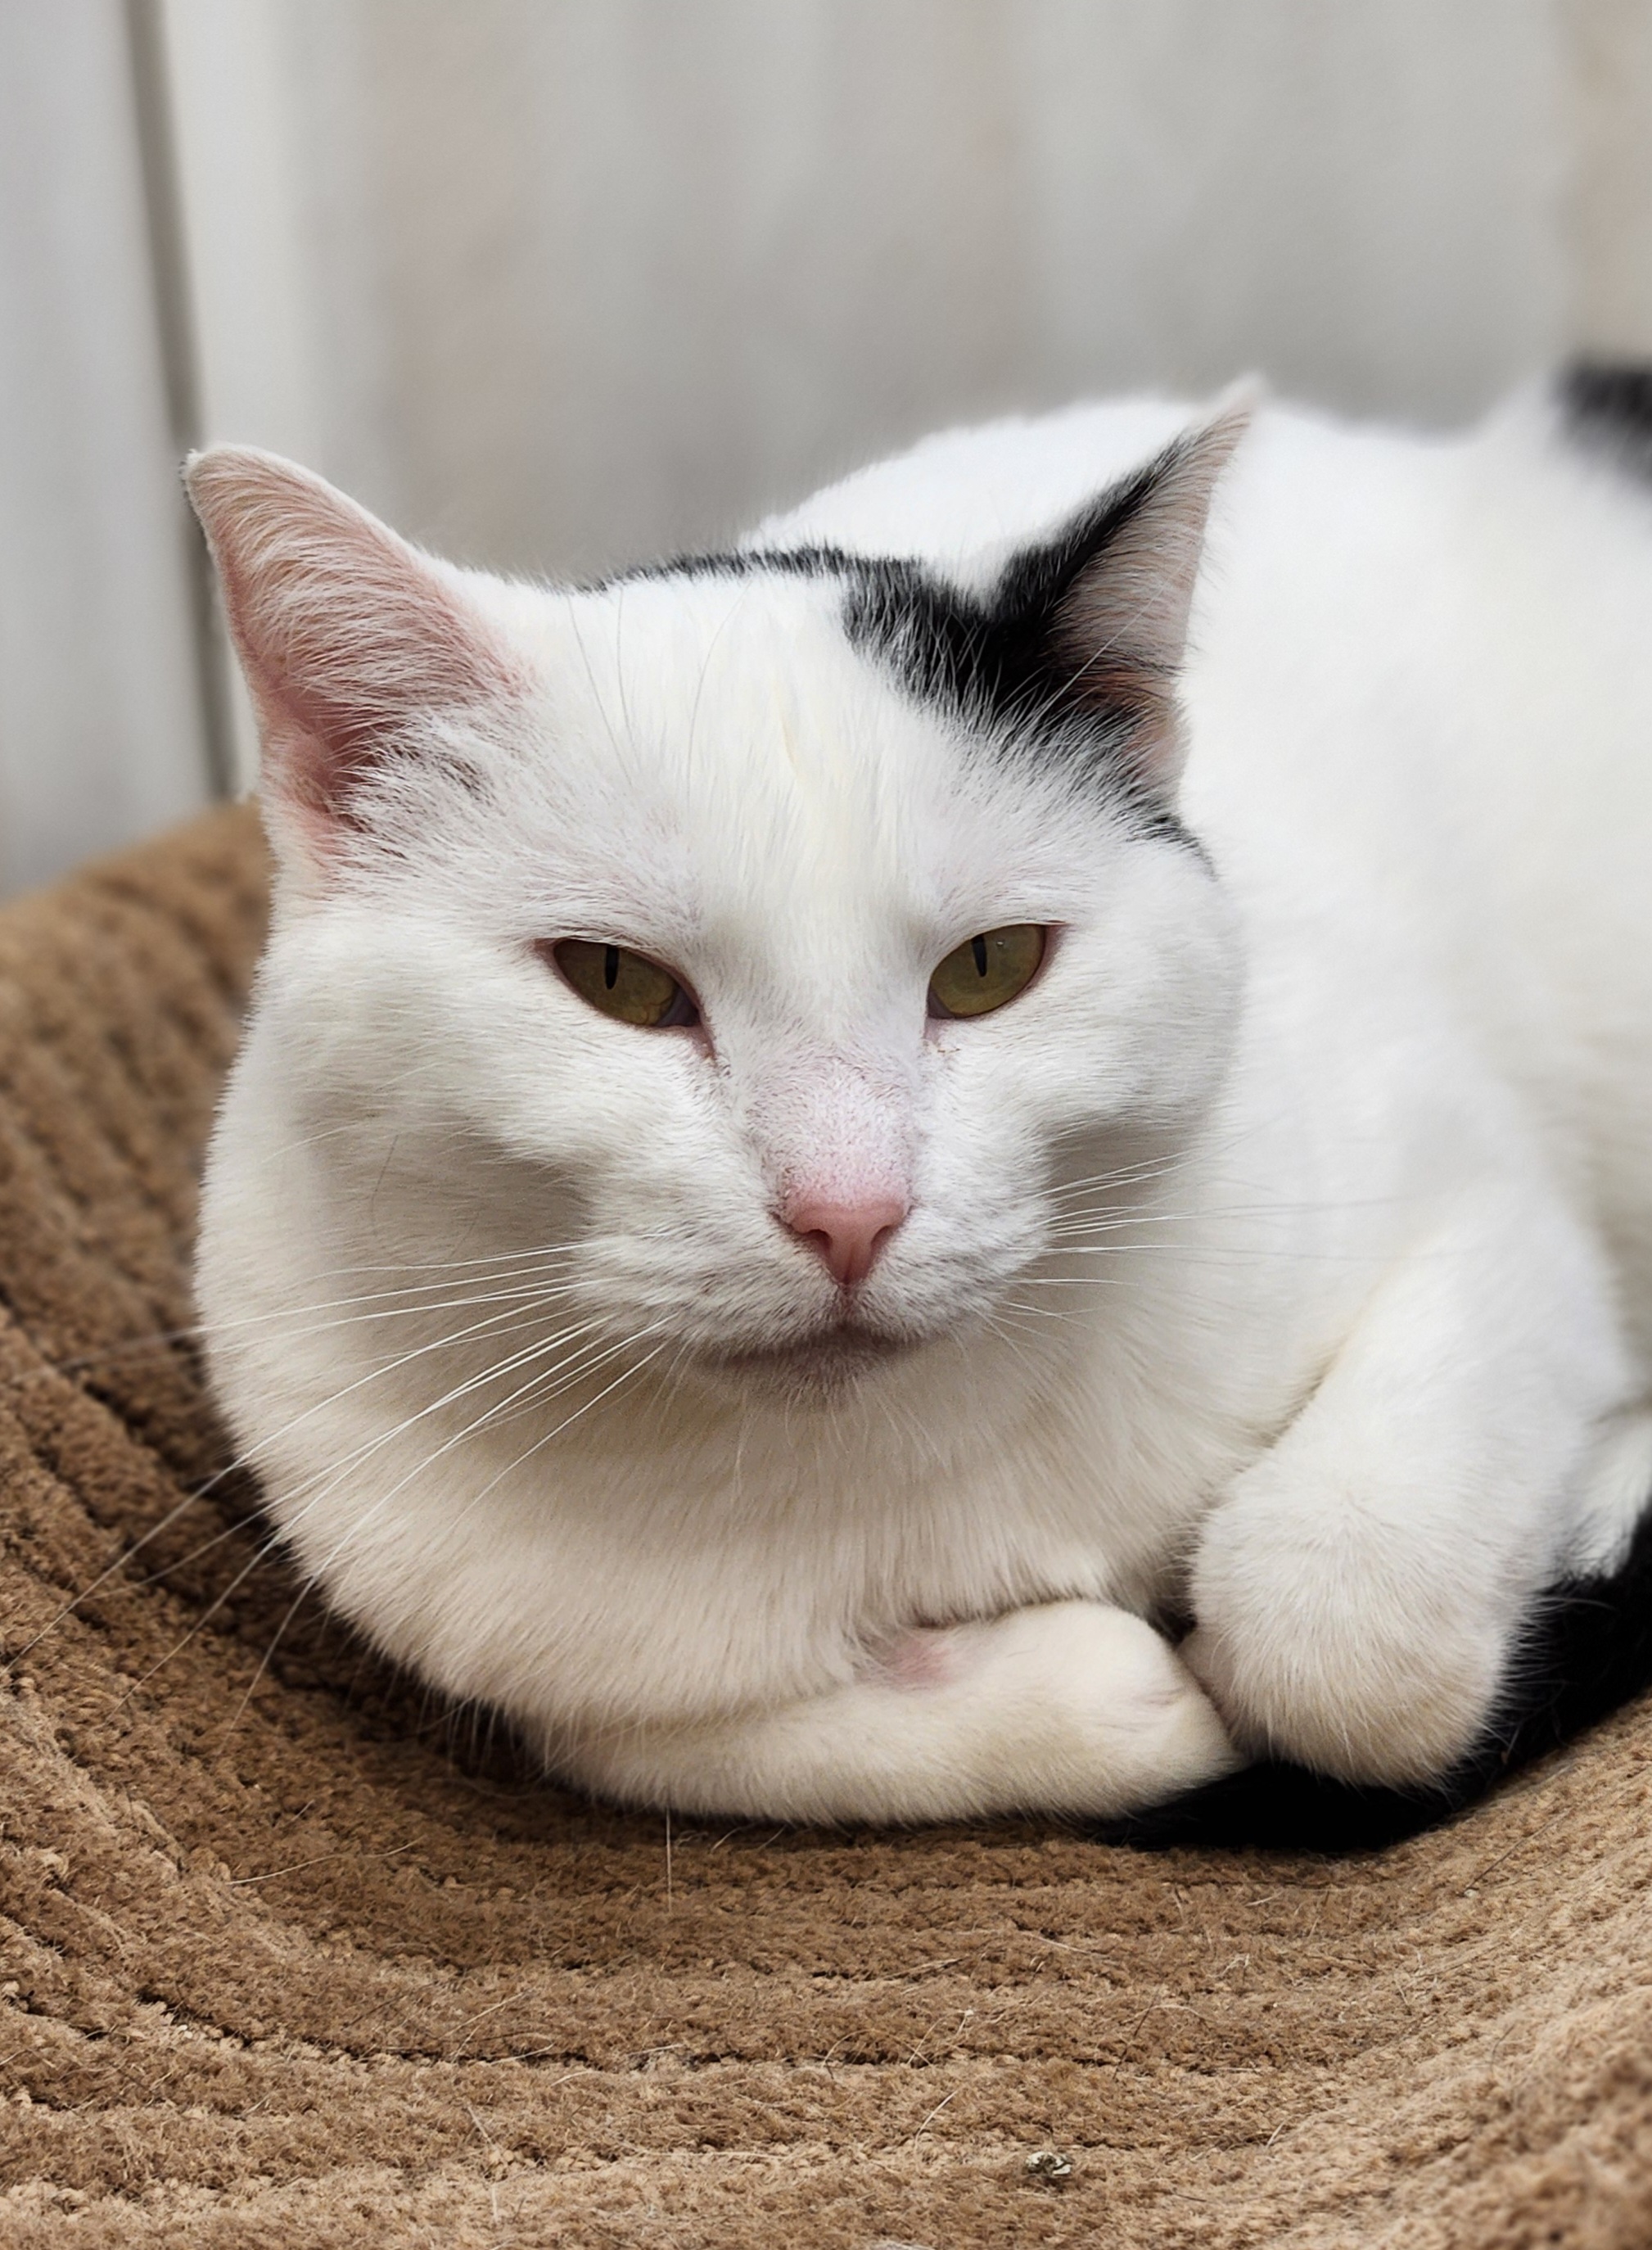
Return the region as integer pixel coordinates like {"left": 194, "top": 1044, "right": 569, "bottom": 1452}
{"left": 192, "top": 426, "right": 1244, "bottom": 1399}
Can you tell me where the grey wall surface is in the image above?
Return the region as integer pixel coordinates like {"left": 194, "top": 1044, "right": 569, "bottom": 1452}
{"left": 253, "top": 0, "right": 1577, "bottom": 578}
{"left": 0, "top": 0, "right": 210, "bottom": 897}
{"left": 4, "top": 0, "right": 1652, "bottom": 885}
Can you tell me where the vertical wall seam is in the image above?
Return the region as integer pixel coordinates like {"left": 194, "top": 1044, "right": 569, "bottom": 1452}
{"left": 123, "top": 0, "right": 237, "bottom": 805}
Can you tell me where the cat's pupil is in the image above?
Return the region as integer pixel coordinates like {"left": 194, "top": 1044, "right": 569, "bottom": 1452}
{"left": 927, "top": 924, "right": 1046, "bottom": 1020}
{"left": 604, "top": 947, "right": 619, "bottom": 991}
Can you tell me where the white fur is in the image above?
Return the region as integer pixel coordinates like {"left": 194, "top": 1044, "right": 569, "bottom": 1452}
{"left": 188, "top": 386, "right": 1652, "bottom": 1821}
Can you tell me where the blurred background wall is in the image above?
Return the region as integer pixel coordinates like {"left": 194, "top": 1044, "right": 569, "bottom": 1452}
{"left": 3, "top": 0, "right": 1651, "bottom": 895}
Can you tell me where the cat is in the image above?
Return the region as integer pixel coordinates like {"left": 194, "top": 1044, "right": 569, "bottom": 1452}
{"left": 184, "top": 365, "right": 1652, "bottom": 1850}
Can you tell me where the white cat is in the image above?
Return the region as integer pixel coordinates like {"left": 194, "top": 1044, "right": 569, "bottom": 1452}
{"left": 185, "top": 370, "right": 1652, "bottom": 1841}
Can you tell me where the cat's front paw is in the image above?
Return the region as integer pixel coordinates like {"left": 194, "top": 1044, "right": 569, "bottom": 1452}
{"left": 944, "top": 1600, "right": 1242, "bottom": 1818}
{"left": 1186, "top": 1519, "right": 1507, "bottom": 1785}
{"left": 555, "top": 1600, "right": 1239, "bottom": 1825}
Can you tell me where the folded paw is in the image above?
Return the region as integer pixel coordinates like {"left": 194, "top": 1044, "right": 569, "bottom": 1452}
{"left": 928, "top": 1601, "right": 1242, "bottom": 1819}
{"left": 562, "top": 1600, "right": 1239, "bottom": 1824}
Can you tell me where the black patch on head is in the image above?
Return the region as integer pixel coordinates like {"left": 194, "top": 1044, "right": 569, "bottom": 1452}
{"left": 845, "top": 462, "right": 1167, "bottom": 736}
{"left": 598, "top": 452, "right": 1209, "bottom": 848}
{"left": 1099, "top": 1492, "right": 1652, "bottom": 1856}
{"left": 1559, "top": 359, "right": 1652, "bottom": 481}
{"left": 837, "top": 463, "right": 1196, "bottom": 843}
{"left": 604, "top": 543, "right": 869, "bottom": 588}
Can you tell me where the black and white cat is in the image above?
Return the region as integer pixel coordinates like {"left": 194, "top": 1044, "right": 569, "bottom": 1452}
{"left": 186, "top": 369, "right": 1652, "bottom": 1848}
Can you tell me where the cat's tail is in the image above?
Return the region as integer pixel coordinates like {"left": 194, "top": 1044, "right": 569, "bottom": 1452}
{"left": 1100, "top": 1496, "right": 1652, "bottom": 1855}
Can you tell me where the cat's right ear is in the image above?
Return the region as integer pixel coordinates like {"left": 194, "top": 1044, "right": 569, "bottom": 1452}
{"left": 184, "top": 447, "right": 523, "bottom": 867}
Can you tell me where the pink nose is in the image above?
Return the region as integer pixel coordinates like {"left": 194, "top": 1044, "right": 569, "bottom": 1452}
{"left": 781, "top": 1192, "right": 908, "bottom": 1289}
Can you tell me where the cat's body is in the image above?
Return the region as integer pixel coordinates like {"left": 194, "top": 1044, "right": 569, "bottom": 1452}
{"left": 187, "top": 376, "right": 1652, "bottom": 1835}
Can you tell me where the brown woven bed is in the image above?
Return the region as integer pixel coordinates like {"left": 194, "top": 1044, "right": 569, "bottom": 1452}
{"left": 1, "top": 804, "right": 1650, "bottom": 2248}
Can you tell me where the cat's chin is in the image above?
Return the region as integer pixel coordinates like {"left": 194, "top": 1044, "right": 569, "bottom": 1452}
{"left": 703, "top": 1324, "right": 923, "bottom": 1403}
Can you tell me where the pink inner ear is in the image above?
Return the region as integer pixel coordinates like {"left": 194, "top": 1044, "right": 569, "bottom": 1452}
{"left": 1052, "top": 406, "right": 1249, "bottom": 792}
{"left": 186, "top": 447, "right": 523, "bottom": 830}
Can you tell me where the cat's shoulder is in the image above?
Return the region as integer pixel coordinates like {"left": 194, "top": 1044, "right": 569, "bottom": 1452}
{"left": 748, "top": 370, "right": 1652, "bottom": 582}
{"left": 747, "top": 391, "right": 1452, "bottom": 577}
{"left": 751, "top": 397, "right": 1234, "bottom": 569}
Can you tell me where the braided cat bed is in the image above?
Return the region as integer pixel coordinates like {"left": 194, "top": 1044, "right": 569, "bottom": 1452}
{"left": 1, "top": 806, "right": 1649, "bottom": 2248}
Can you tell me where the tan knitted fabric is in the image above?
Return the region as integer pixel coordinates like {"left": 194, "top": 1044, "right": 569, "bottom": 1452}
{"left": 1, "top": 805, "right": 1650, "bottom": 2248}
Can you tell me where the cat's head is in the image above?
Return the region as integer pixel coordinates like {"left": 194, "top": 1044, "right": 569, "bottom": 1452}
{"left": 187, "top": 413, "right": 1245, "bottom": 1402}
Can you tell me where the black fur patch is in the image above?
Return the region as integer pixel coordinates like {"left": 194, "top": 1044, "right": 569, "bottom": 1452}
{"left": 607, "top": 543, "right": 868, "bottom": 587}
{"left": 841, "top": 466, "right": 1167, "bottom": 743}
{"left": 602, "top": 469, "right": 1200, "bottom": 845}
{"left": 1102, "top": 1496, "right": 1652, "bottom": 1855}
{"left": 1559, "top": 359, "right": 1652, "bottom": 480}
{"left": 838, "top": 548, "right": 1193, "bottom": 844}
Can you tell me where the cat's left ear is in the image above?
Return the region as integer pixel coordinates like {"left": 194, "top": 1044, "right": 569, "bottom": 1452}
{"left": 992, "top": 393, "right": 1253, "bottom": 797}
{"left": 185, "top": 446, "right": 524, "bottom": 868}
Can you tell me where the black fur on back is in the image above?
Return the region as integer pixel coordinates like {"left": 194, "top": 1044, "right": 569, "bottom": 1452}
{"left": 1559, "top": 359, "right": 1652, "bottom": 480}
{"left": 1102, "top": 1496, "right": 1652, "bottom": 1855}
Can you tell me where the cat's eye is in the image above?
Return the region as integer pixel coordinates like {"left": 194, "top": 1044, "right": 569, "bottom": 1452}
{"left": 552, "top": 940, "right": 699, "bottom": 1028}
{"left": 927, "top": 924, "right": 1046, "bottom": 1020}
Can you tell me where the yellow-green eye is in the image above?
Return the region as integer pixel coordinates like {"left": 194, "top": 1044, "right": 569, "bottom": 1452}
{"left": 552, "top": 940, "right": 698, "bottom": 1028}
{"left": 928, "top": 924, "right": 1046, "bottom": 1020}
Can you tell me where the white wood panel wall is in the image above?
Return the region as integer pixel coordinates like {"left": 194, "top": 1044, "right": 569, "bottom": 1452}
{"left": 3, "top": 0, "right": 1651, "bottom": 888}
{"left": 0, "top": 0, "right": 211, "bottom": 896}
{"left": 212, "top": 0, "right": 1574, "bottom": 583}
